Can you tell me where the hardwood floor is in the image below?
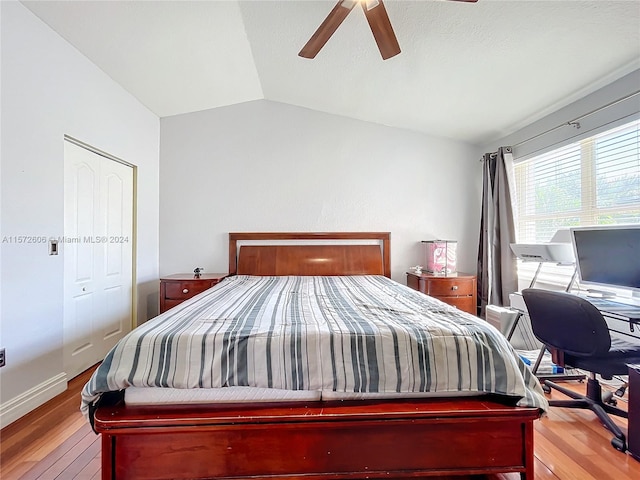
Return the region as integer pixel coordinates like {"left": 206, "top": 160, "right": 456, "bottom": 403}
{"left": 0, "top": 367, "right": 99, "bottom": 480}
{"left": 1, "top": 366, "right": 639, "bottom": 480}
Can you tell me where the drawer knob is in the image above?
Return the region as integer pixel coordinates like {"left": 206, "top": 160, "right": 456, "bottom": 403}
{"left": 183, "top": 288, "right": 189, "bottom": 294}
{"left": 451, "top": 285, "right": 458, "bottom": 290}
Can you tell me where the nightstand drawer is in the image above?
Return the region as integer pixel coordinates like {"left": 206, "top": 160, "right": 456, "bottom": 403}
{"left": 160, "top": 273, "right": 228, "bottom": 313}
{"left": 162, "top": 299, "right": 185, "bottom": 311}
{"left": 164, "top": 281, "right": 213, "bottom": 300}
{"left": 441, "top": 296, "right": 476, "bottom": 313}
{"left": 426, "top": 278, "right": 475, "bottom": 297}
{"left": 406, "top": 272, "right": 477, "bottom": 316}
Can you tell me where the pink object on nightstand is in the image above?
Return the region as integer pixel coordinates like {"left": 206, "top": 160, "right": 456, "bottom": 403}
{"left": 423, "top": 240, "right": 457, "bottom": 275}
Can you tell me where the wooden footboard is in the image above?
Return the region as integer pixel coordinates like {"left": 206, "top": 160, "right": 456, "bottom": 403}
{"left": 95, "top": 397, "right": 540, "bottom": 480}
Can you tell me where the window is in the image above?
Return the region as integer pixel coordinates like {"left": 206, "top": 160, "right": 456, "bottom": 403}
{"left": 514, "top": 119, "right": 640, "bottom": 242}
{"left": 512, "top": 118, "right": 640, "bottom": 290}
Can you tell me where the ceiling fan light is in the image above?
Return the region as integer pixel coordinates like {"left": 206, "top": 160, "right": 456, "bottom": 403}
{"left": 364, "top": 0, "right": 380, "bottom": 11}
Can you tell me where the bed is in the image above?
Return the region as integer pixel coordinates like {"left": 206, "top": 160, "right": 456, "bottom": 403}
{"left": 85, "top": 232, "right": 547, "bottom": 480}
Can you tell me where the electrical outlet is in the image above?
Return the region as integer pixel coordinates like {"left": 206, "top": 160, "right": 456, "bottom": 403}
{"left": 0, "top": 348, "right": 5, "bottom": 368}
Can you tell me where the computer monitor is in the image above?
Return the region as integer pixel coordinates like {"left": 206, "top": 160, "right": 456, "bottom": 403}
{"left": 570, "top": 225, "right": 640, "bottom": 292}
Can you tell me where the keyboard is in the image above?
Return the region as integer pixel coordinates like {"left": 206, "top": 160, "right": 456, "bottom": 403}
{"left": 585, "top": 297, "right": 640, "bottom": 320}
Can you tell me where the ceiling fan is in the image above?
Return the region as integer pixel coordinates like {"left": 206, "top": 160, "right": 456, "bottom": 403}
{"left": 299, "top": 0, "right": 478, "bottom": 61}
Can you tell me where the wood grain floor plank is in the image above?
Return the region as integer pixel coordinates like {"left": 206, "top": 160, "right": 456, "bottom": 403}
{"left": 535, "top": 432, "right": 597, "bottom": 480}
{"left": 14, "top": 426, "right": 94, "bottom": 480}
{"left": 535, "top": 420, "right": 632, "bottom": 480}
{"left": 75, "top": 451, "right": 101, "bottom": 480}
{"left": 21, "top": 415, "right": 89, "bottom": 464}
{"left": 0, "top": 460, "right": 37, "bottom": 480}
{"left": 531, "top": 456, "right": 560, "bottom": 480}
{"left": 60, "top": 435, "right": 101, "bottom": 478}
{"left": 36, "top": 431, "right": 98, "bottom": 480}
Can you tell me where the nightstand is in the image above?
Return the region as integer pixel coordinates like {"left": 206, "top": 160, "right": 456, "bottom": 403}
{"left": 406, "top": 272, "right": 477, "bottom": 316}
{"left": 160, "top": 273, "right": 228, "bottom": 313}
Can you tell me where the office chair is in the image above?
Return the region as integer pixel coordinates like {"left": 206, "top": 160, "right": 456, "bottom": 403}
{"left": 522, "top": 288, "right": 640, "bottom": 452}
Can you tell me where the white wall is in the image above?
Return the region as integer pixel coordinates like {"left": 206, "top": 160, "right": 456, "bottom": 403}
{"left": 160, "top": 100, "right": 481, "bottom": 283}
{"left": 0, "top": 2, "right": 159, "bottom": 425}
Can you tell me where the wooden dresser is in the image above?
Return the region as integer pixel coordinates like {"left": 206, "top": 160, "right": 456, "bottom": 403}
{"left": 160, "top": 273, "right": 227, "bottom": 313}
{"left": 406, "top": 272, "right": 477, "bottom": 316}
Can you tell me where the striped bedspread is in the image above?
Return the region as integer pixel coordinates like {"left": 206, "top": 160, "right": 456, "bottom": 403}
{"left": 81, "top": 275, "right": 548, "bottom": 416}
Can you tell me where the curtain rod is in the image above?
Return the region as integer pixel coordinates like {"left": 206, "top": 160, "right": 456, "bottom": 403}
{"left": 511, "top": 89, "right": 640, "bottom": 149}
{"left": 479, "top": 89, "right": 639, "bottom": 163}
{"left": 479, "top": 147, "right": 510, "bottom": 162}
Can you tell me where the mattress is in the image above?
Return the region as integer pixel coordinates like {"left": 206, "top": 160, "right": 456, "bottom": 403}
{"left": 124, "top": 386, "right": 483, "bottom": 405}
{"left": 82, "top": 275, "right": 548, "bottom": 417}
{"left": 125, "top": 386, "right": 321, "bottom": 404}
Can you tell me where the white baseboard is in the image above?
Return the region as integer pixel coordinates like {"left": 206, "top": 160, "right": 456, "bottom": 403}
{"left": 0, "top": 373, "right": 68, "bottom": 429}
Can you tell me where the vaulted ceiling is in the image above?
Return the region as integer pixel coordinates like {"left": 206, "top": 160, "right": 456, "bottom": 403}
{"left": 22, "top": 0, "right": 640, "bottom": 145}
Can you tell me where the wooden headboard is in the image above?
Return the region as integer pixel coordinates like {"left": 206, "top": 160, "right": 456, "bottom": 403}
{"left": 228, "top": 232, "right": 391, "bottom": 278}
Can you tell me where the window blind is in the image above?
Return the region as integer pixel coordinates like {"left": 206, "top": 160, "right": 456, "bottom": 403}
{"left": 512, "top": 119, "right": 640, "bottom": 290}
{"left": 514, "top": 118, "right": 640, "bottom": 243}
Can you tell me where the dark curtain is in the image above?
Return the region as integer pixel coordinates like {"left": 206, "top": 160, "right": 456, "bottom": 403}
{"left": 477, "top": 146, "right": 518, "bottom": 318}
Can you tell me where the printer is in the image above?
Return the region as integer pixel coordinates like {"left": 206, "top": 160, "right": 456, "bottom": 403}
{"left": 509, "top": 228, "right": 575, "bottom": 265}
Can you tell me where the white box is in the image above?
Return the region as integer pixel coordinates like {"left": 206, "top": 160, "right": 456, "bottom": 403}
{"left": 485, "top": 305, "right": 519, "bottom": 336}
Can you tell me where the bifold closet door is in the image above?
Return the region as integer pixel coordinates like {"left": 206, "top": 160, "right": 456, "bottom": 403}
{"left": 63, "top": 140, "right": 134, "bottom": 379}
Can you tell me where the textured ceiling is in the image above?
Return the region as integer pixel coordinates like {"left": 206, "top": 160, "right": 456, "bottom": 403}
{"left": 21, "top": 0, "right": 640, "bottom": 145}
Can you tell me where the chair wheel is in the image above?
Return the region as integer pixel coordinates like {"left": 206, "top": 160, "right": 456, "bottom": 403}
{"left": 611, "top": 437, "right": 626, "bottom": 452}
{"left": 542, "top": 384, "right": 551, "bottom": 394}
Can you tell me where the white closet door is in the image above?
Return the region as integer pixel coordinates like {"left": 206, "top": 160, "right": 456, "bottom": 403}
{"left": 63, "top": 141, "right": 134, "bottom": 379}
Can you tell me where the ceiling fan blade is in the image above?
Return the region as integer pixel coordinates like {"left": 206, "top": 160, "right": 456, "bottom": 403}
{"left": 361, "top": 0, "right": 401, "bottom": 60}
{"left": 299, "top": 1, "right": 356, "bottom": 59}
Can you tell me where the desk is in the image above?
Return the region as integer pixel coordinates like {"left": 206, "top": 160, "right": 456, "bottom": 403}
{"left": 582, "top": 297, "right": 640, "bottom": 340}
{"left": 629, "top": 364, "right": 640, "bottom": 461}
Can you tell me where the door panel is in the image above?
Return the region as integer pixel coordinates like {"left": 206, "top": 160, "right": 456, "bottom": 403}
{"left": 105, "top": 173, "right": 124, "bottom": 276}
{"left": 64, "top": 141, "right": 134, "bottom": 378}
{"left": 103, "top": 285, "right": 125, "bottom": 339}
{"left": 69, "top": 291, "right": 94, "bottom": 356}
{"left": 74, "top": 163, "right": 96, "bottom": 283}
{"left": 100, "top": 161, "right": 133, "bottom": 347}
